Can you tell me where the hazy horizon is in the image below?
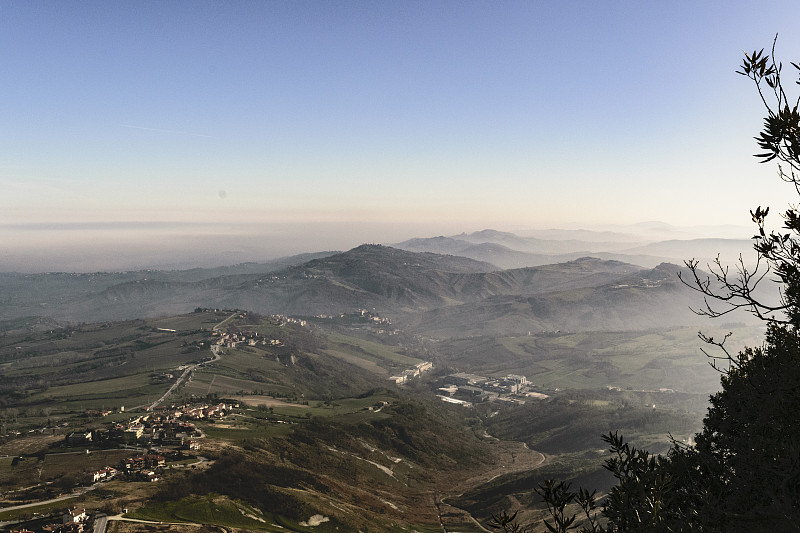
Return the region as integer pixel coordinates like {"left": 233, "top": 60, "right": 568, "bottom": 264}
{"left": 4, "top": 2, "right": 799, "bottom": 272}
{"left": 0, "top": 219, "right": 755, "bottom": 273}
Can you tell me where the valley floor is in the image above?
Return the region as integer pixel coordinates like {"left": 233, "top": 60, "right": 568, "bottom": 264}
{"left": 435, "top": 440, "right": 546, "bottom": 531}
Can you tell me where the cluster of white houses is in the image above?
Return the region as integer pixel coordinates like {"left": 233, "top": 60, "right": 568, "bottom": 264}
{"left": 212, "top": 330, "right": 284, "bottom": 349}
{"left": 388, "top": 361, "right": 433, "bottom": 384}
{"left": 436, "top": 373, "right": 538, "bottom": 406}
{"left": 65, "top": 402, "right": 232, "bottom": 449}
{"left": 119, "top": 453, "right": 167, "bottom": 481}
{"left": 314, "top": 309, "right": 398, "bottom": 335}
{"left": 209, "top": 313, "right": 311, "bottom": 349}
{"left": 281, "top": 316, "right": 307, "bottom": 327}
{"left": 356, "top": 309, "right": 390, "bottom": 324}
{"left": 87, "top": 453, "right": 167, "bottom": 485}
{"left": 91, "top": 466, "right": 118, "bottom": 482}
{"left": 9, "top": 507, "right": 91, "bottom": 533}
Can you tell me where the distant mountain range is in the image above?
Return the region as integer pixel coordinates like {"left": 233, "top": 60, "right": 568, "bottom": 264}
{"left": 393, "top": 228, "right": 755, "bottom": 269}
{"left": 0, "top": 239, "right": 746, "bottom": 338}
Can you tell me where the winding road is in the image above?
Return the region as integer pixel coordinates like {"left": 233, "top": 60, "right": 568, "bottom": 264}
{"left": 146, "top": 311, "right": 235, "bottom": 410}
{"left": 146, "top": 345, "right": 220, "bottom": 410}
{"left": 0, "top": 481, "right": 104, "bottom": 526}
{"left": 435, "top": 439, "right": 546, "bottom": 532}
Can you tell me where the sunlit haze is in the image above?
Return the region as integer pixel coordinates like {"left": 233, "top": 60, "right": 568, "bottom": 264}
{"left": 3, "top": 1, "right": 800, "bottom": 271}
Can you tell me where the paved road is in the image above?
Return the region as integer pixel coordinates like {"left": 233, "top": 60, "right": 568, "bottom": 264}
{"left": 0, "top": 481, "right": 101, "bottom": 514}
{"left": 148, "top": 365, "right": 194, "bottom": 410}
{"left": 212, "top": 311, "right": 239, "bottom": 331}
{"left": 93, "top": 514, "right": 108, "bottom": 533}
{"left": 106, "top": 514, "right": 204, "bottom": 527}
{"left": 147, "top": 333, "right": 222, "bottom": 410}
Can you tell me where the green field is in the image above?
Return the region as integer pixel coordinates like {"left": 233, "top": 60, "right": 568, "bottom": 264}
{"left": 41, "top": 449, "right": 133, "bottom": 478}
{"left": 130, "top": 491, "right": 374, "bottom": 533}
{"left": 0, "top": 314, "right": 229, "bottom": 418}
{"left": 198, "top": 392, "right": 397, "bottom": 442}
{"left": 0, "top": 310, "right": 431, "bottom": 444}
{"left": 440, "top": 325, "right": 764, "bottom": 395}
{"left": 0, "top": 499, "right": 79, "bottom": 521}
{"left": 321, "top": 331, "right": 422, "bottom": 369}
{"left": 0, "top": 310, "right": 757, "bottom": 532}
{"left": 130, "top": 494, "right": 278, "bottom": 530}
{"left": 28, "top": 375, "right": 168, "bottom": 409}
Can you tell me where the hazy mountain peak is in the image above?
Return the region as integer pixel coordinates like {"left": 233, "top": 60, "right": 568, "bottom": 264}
{"left": 464, "top": 229, "right": 519, "bottom": 239}
{"left": 296, "top": 244, "right": 498, "bottom": 274}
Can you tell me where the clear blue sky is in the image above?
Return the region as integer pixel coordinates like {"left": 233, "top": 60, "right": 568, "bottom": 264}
{"left": 3, "top": 1, "right": 800, "bottom": 269}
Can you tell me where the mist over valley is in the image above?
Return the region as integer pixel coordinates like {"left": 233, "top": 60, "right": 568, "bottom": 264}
{"left": 3, "top": 1, "right": 794, "bottom": 529}
{"left": 0, "top": 226, "right": 764, "bottom": 531}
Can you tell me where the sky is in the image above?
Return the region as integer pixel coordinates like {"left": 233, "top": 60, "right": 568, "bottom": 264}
{"left": 3, "top": 1, "right": 800, "bottom": 271}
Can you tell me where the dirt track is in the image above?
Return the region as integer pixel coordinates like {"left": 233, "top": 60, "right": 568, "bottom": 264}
{"left": 434, "top": 439, "right": 546, "bottom": 531}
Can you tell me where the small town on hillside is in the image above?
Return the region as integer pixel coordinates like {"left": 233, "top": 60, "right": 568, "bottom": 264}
{"left": 67, "top": 401, "right": 234, "bottom": 451}
{"left": 313, "top": 308, "right": 399, "bottom": 336}
{"left": 2, "top": 401, "right": 237, "bottom": 533}
{"left": 1, "top": 307, "right": 544, "bottom": 533}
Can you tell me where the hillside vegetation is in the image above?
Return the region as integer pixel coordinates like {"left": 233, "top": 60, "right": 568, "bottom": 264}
{"left": 0, "top": 242, "right": 757, "bottom": 532}
{"left": 0, "top": 245, "right": 745, "bottom": 339}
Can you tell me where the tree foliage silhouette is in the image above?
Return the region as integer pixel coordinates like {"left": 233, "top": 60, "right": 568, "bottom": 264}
{"left": 496, "top": 38, "right": 800, "bottom": 533}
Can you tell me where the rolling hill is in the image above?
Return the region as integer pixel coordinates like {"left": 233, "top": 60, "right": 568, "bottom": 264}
{"left": 400, "top": 262, "right": 709, "bottom": 337}
{"left": 0, "top": 243, "right": 731, "bottom": 339}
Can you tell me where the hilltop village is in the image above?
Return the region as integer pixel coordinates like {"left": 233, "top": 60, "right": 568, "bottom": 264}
{"left": 0, "top": 402, "right": 237, "bottom": 533}
{"left": 65, "top": 402, "right": 236, "bottom": 480}
{"left": 66, "top": 401, "right": 233, "bottom": 451}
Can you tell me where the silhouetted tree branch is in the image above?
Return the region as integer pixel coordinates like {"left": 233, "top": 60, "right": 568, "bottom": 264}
{"left": 527, "top": 37, "right": 800, "bottom": 533}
